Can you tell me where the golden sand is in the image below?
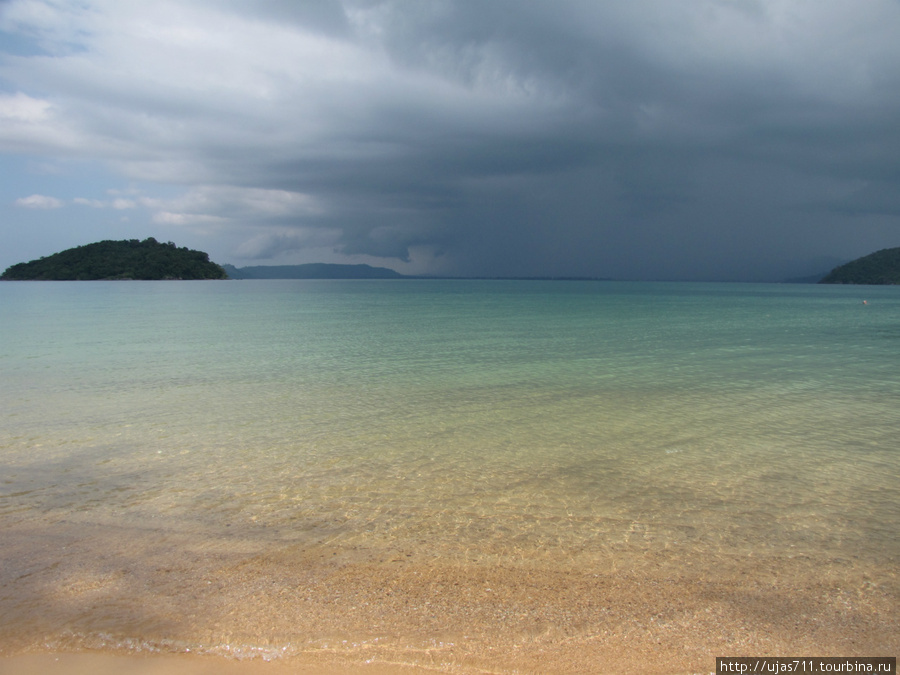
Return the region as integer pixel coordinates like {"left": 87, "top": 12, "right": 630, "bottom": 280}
{"left": 1, "top": 516, "right": 896, "bottom": 675}
{"left": 0, "top": 653, "right": 437, "bottom": 675}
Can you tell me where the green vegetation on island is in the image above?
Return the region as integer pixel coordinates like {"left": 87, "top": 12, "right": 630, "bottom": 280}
{"left": 1, "top": 238, "right": 227, "bottom": 281}
{"left": 818, "top": 247, "right": 900, "bottom": 285}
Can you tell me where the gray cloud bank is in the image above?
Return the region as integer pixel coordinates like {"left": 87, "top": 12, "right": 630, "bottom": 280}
{"left": 1, "top": 0, "right": 899, "bottom": 279}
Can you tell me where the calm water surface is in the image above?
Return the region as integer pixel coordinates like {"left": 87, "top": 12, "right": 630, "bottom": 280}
{"left": 1, "top": 280, "right": 898, "bottom": 665}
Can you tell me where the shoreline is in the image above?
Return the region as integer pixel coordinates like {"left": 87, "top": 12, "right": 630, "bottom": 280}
{"left": 0, "top": 652, "right": 438, "bottom": 675}
{"left": 2, "top": 521, "right": 896, "bottom": 675}
{"left": 2, "top": 652, "right": 519, "bottom": 675}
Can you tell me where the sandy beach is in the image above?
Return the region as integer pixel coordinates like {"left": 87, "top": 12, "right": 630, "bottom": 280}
{"left": 0, "top": 653, "right": 437, "bottom": 675}
{"left": 1, "top": 517, "right": 896, "bottom": 675}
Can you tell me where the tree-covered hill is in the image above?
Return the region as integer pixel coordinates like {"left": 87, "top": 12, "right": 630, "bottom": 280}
{"left": 818, "top": 247, "right": 900, "bottom": 285}
{"left": 1, "top": 238, "right": 227, "bottom": 281}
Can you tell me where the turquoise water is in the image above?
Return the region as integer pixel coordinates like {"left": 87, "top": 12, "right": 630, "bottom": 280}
{"left": 1, "top": 280, "right": 898, "bottom": 659}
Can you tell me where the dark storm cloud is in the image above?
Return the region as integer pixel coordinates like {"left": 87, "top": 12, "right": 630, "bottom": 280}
{"left": 1, "top": 0, "right": 898, "bottom": 278}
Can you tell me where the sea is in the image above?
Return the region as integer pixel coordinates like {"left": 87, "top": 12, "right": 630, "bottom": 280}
{"left": 1, "top": 280, "right": 898, "bottom": 672}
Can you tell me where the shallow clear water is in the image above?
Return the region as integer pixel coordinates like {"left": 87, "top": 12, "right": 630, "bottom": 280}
{"left": 1, "top": 280, "right": 898, "bottom": 665}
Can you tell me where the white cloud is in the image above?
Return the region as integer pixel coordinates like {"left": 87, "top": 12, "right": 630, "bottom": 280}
{"left": 73, "top": 197, "right": 106, "bottom": 208}
{"left": 143, "top": 185, "right": 321, "bottom": 221}
{"left": 151, "top": 211, "right": 228, "bottom": 226}
{"left": 69, "top": 184, "right": 318, "bottom": 228}
{"left": 0, "top": 92, "right": 53, "bottom": 122}
{"left": 0, "top": 92, "right": 80, "bottom": 154}
{"left": 15, "top": 194, "right": 63, "bottom": 209}
{"left": 141, "top": 185, "right": 317, "bottom": 228}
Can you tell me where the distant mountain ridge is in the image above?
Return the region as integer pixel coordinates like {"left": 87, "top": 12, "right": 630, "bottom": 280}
{"left": 819, "top": 247, "right": 900, "bottom": 285}
{"left": 223, "top": 263, "right": 406, "bottom": 279}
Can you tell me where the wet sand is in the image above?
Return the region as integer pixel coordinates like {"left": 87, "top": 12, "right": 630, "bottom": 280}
{"left": 0, "top": 653, "right": 435, "bottom": 675}
{"left": 1, "top": 518, "right": 896, "bottom": 675}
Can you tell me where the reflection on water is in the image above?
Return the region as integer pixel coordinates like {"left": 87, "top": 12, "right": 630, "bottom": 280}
{"left": 1, "top": 280, "right": 898, "bottom": 670}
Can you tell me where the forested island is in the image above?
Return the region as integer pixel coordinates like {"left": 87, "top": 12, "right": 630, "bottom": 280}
{"left": 0, "top": 238, "right": 227, "bottom": 280}
{"left": 819, "top": 247, "right": 900, "bottom": 285}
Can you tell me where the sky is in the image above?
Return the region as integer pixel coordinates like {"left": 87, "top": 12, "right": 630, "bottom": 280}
{"left": 1, "top": 0, "right": 899, "bottom": 281}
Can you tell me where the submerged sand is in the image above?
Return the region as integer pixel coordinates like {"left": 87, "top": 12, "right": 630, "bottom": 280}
{"left": 1, "top": 517, "right": 896, "bottom": 675}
